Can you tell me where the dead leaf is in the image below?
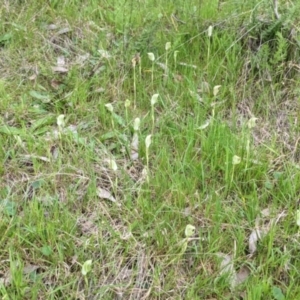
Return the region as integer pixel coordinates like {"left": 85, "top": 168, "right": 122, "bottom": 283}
{"left": 95, "top": 87, "right": 105, "bottom": 93}
{"left": 217, "top": 253, "right": 237, "bottom": 289}
{"left": 183, "top": 207, "right": 191, "bottom": 217}
{"left": 98, "top": 49, "right": 111, "bottom": 59}
{"left": 51, "top": 79, "right": 63, "bottom": 90}
{"left": 23, "top": 264, "right": 39, "bottom": 275}
{"left": 178, "top": 62, "right": 197, "bottom": 69}
{"left": 155, "top": 62, "right": 168, "bottom": 72}
{"left": 97, "top": 187, "right": 120, "bottom": 206}
{"left": 29, "top": 74, "right": 37, "bottom": 81}
{"left": 189, "top": 90, "right": 203, "bottom": 102}
{"left": 52, "top": 66, "right": 68, "bottom": 73}
{"left": 21, "top": 154, "right": 50, "bottom": 162}
{"left": 50, "top": 145, "right": 59, "bottom": 160}
{"left": 198, "top": 81, "right": 210, "bottom": 93}
{"left": 198, "top": 119, "right": 210, "bottom": 130}
{"left": 249, "top": 207, "right": 276, "bottom": 254}
{"left": 66, "top": 124, "right": 77, "bottom": 134}
{"left": 78, "top": 213, "right": 99, "bottom": 236}
{"left": 57, "top": 56, "right": 65, "bottom": 66}
{"left": 76, "top": 53, "right": 90, "bottom": 65}
{"left": 249, "top": 226, "right": 271, "bottom": 254}
{"left": 173, "top": 73, "right": 183, "bottom": 82}
{"left": 46, "top": 24, "right": 57, "bottom": 30}
{"left": 130, "top": 132, "right": 139, "bottom": 160}
{"left": 0, "top": 270, "right": 12, "bottom": 286}
{"left": 56, "top": 27, "right": 72, "bottom": 35}
{"left": 236, "top": 265, "right": 250, "bottom": 285}
{"left": 249, "top": 229, "right": 260, "bottom": 254}
{"left": 261, "top": 207, "right": 271, "bottom": 218}
{"left": 211, "top": 100, "right": 226, "bottom": 107}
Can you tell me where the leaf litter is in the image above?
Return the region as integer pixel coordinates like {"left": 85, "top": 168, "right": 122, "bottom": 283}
{"left": 249, "top": 207, "right": 287, "bottom": 255}
{"left": 205, "top": 206, "right": 287, "bottom": 292}
{"left": 97, "top": 187, "right": 120, "bottom": 207}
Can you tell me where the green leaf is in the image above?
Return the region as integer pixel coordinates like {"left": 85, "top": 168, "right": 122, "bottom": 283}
{"left": 273, "top": 172, "right": 283, "bottom": 180}
{"left": 41, "top": 245, "right": 52, "bottom": 256}
{"left": 29, "top": 91, "right": 51, "bottom": 103}
{"left": 0, "top": 125, "right": 25, "bottom": 136}
{"left": 264, "top": 181, "right": 273, "bottom": 190}
{"left": 0, "top": 199, "right": 17, "bottom": 216}
{"left": 272, "top": 286, "right": 285, "bottom": 300}
{"left": 112, "top": 112, "right": 126, "bottom": 127}
{"left": 30, "top": 116, "right": 55, "bottom": 133}
{"left": 101, "top": 131, "right": 117, "bottom": 140}
{"left": 0, "top": 33, "right": 12, "bottom": 44}
{"left": 31, "top": 180, "right": 43, "bottom": 189}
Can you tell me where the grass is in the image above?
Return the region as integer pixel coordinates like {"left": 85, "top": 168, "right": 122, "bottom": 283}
{"left": 1, "top": 0, "right": 300, "bottom": 299}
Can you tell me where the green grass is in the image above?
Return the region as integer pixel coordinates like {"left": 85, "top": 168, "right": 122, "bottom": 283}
{"left": 1, "top": 0, "right": 300, "bottom": 299}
